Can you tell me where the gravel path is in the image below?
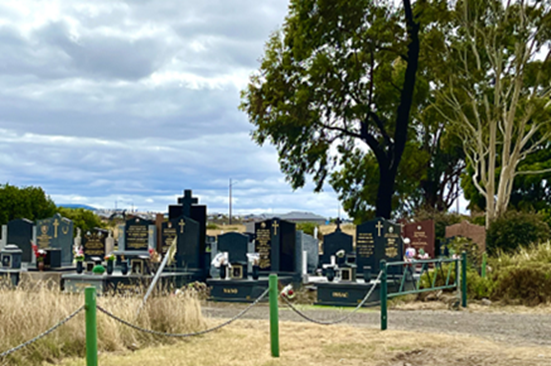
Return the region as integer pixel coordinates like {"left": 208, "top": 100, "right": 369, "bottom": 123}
{"left": 202, "top": 303, "right": 551, "bottom": 347}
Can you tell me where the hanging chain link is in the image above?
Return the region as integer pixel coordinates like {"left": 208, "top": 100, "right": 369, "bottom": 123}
{"left": 97, "top": 287, "right": 269, "bottom": 337}
{"left": 0, "top": 305, "right": 85, "bottom": 359}
{"left": 280, "top": 270, "right": 383, "bottom": 325}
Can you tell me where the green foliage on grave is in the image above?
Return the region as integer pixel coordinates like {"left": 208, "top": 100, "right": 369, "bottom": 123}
{"left": 56, "top": 207, "right": 106, "bottom": 235}
{"left": 0, "top": 183, "right": 57, "bottom": 225}
{"left": 486, "top": 211, "right": 551, "bottom": 255}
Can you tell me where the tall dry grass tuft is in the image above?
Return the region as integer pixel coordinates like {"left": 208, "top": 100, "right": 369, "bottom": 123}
{"left": 0, "top": 280, "right": 204, "bottom": 365}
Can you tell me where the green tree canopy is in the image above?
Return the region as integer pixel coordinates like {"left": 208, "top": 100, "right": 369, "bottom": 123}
{"left": 0, "top": 183, "right": 57, "bottom": 225}
{"left": 56, "top": 207, "right": 106, "bottom": 235}
{"left": 241, "top": 0, "right": 433, "bottom": 220}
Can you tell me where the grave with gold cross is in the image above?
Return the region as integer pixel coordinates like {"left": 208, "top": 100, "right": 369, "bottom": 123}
{"left": 35, "top": 213, "right": 74, "bottom": 267}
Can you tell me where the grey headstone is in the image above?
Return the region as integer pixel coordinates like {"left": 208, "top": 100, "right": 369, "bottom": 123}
{"left": 148, "top": 225, "right": 157, "bottom": 250}
{"left": 117, "top": 224, "right": 126, "bottom": 250}
{"left": 0, "top": 225, "right": 6, "bottom": 250}
{"left": 294, "top": 231, "right": 304, "bottom": 274}
{"left": 299, "top": 232, "right": 319, "bottom": 273}
{"left": 36, "top": 213, "right": 74, "bottom": 266}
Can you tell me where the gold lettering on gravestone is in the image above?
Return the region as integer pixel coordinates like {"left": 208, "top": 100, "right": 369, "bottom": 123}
{"left": 162, "top": 226, "right": 177, "bottom": 254}
{"left": 53, "top": 219, "right": 59, "bottom": 238}
{"left": 384, "top": 230, "right": 400, "bottom": 258}
{"left": 62, "top": 226, "right": 69, "bottom": 235}
{"left": 256, "top": 227, "right": 271, "bottom": 269}
{"left": 179, "top": 219, "right": 186, "bottom": 234}
{"left": 332, "top": 292, "right": 349, "bottom": 298}
{"left": 84, "top": 234, "right": 105, "bottom": 256}
{"left": 126, "top": 225, "right": 148, "bottom": 249}
{"left": 412, "top": 230, "right": 428, "bottom": 247}
{"left": 356, "top": 232, "right": 374, "bottom": 257}
{"left": 223, "top": 288, "right": 238, "bottom": 294}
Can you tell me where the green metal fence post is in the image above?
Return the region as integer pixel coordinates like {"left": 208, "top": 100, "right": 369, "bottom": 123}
{"left": 85, "top": 287, "right": 98, "bottom": 366}
{"left": 380, "top": 260, "right": 387, "bottom": 331}
{"left": 481, "top": 252, "right": 487, "bottom": 278}
{"left": 269, "top": 274, "right": 279, "bottom": 358}
{"left": 461, "top": 251, "right": 467, "bottom": 308}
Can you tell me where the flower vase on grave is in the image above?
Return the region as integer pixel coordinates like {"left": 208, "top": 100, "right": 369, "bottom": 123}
{"left": 106, "top": 261, "right": 114, "bottom": 275}
{"left": 252, "top": 265, "right": 260, "bottom": 280}
{"left": 220, "top": 264, "right": 227, "bottom": 279}
{"left": 37, "top": 261, "right": 44, "bottom": 272}
{"left": 76, "top": 261, "right": 83, "bottom": 274}
{"left": 121, "top": 260, "right": 128, "bottom": 275}
{"left": 326, "top": 267, "right": 335, "bottom": 282}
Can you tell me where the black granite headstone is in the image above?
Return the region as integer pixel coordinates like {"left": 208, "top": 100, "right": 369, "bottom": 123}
{"left": 7, "top": 219, "right": 34, "bottom": 262}
{"left": 218, "top": 232, "right": 249, "bottom": 265}
{"left": 82, "top": 229, "right": 108, "bottom": 261}
{"left": 124, "top": 217, "right": 153, "bottom": 251}
{"left": 36, "top": 213, "right": 74, "bottom": 265}
{"left": 173, "top": 215, "right": 201, "bottom": 270}
{"left": 321, "top": 228, "right": 353, "bottom": 266}
{"left": 254, "top": 219, "right": 296, "bottom": 273}
{"left": 356, "top": 217, "right": 402, "bottom": 275}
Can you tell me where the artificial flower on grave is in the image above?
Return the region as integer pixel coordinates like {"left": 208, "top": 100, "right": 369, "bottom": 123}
{"left": 31, "top": 241, "right": 47, "bottom": 262}
{"left": 104, "top": 253, "right": 116, "bottom": 262}
{"left": 73, "top": 245, "right": 84, "bottom": 262}
{"left": 148, "top": 248, "right": 161, "bottom": 263}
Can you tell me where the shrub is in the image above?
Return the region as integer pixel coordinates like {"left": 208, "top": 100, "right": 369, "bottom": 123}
{"left": 296, "top": 222, "right": 318, "bottom": 236}
{"left": 486, "top": 211, "right": 551, "bottom": 255}
{"left": 206, "top": 223, "right": 219, "bottom": 230}
{"left": 491, "top": 262, "right": 551, "bottom": 305}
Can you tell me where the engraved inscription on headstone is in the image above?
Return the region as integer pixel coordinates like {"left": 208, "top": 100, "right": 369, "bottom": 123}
{"left": 124, "top": 218, "right": 152, "bottom": 251}
{"left": 82, "top": 229, "right": 108, "bottom": 261}
{"left": 402, "top": 220, "right": 435, "bottom": 258}
{"left": 356, "top": 218, "right": 403, "bottom": 275}
{"left": 255, "top": 222, "right": 271, "bottom": 270}
{"left": 161, "top": 221, "right": 177, "bottom": 254}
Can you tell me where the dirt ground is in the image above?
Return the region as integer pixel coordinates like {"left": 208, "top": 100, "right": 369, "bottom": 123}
{"left": 203, "top": 302, "right": 551, "bottom": 347}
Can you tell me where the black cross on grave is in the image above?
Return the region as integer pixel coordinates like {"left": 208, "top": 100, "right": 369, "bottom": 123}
{"left": 335, "top": 217, "right": 342, "bottom": 232}
{"left": 177, "top": 189, "right": 199, "bottom": 218}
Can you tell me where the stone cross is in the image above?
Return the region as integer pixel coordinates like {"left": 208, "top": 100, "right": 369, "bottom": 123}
{"left": 177, "top": 189, "right": 198, "bottom": 217}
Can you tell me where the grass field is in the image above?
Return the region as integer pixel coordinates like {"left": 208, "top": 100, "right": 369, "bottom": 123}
{"left": 56, "top": 319, "right": 551, "bottom": 366}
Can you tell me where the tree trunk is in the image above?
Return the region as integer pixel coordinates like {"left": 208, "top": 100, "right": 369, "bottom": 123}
{"left": 375, "top": 163, "right": 395, "bottom": 219}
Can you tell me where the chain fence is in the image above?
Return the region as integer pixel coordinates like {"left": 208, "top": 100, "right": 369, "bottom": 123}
{"left": 279, "top": 270, "right": 383, "bottom": 325}
{"left": 97, "top": 287, "right": 269, "bottom": 337}
{"left": 0, "top": 305, "right": 85, "bottom": 360}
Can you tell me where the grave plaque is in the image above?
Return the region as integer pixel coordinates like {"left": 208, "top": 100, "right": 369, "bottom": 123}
{"left": 160, "top": 220, "right": 178, "bottom": 254}
{"left": 82, "top": 229, "right": 108, "bottom": 261}
{"left": 402, "top": 220, "right": 435, "bottom": 258}
{"left": 356, "top": 218, "right": 403, "bottom": 275}
{"left": 321, "top": 227, "right": 353, "bottom": 266}
{"left": 7, "top": 219, "right": 34, "bottom": 262}
{"left": 36, "top": 213, "right": 74, "bottom": 265}
{"left": 254, "top": 219, "right": 296, "bottom": 273}
{"left": 124, "top": 217, "right": 152, "bottom": 251}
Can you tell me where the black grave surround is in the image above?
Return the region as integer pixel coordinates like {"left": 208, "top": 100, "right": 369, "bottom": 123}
{"left": 208, "top": 276, "right": 295, "bottom": 303}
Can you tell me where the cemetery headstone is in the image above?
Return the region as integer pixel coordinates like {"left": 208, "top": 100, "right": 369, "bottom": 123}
{"left": 124, "top": 217, "right": 153, "bottom": 252}
{"left": 36, "top": 213, "right": 74, "bottom": 266}
{"left": 356, "top": 217, "right": 403, "bottom": 276}
{"left": 82, "top": 229, "right": 108, "bottom": 261}
{"left": 218, "top": 232, "right": 249, "bottom": 278}
{"left": 445, "top": 221, "right": 486, "bottom": 252}
{"left": 254, "top": 218, "right": 296, "bottom": 273}
{"left": 160, "top": 220, "right": 178, "bottom": 254}
{"left": 173, "top": 215, "right": 201, "bottom": 270}
{"left": 7, "top": 219, "right": 34, "bottom": 263}
{"left": 321, "top": 224, "right": 353, "bottom": 266}
{"left": 0, "top": 225, "right": 7, "bottom": 250}
{"left": 302, "top": 232, "right": 319, "bottom": 273}
{"left": 402, "top": 220, "right": 435, "bottom": 258}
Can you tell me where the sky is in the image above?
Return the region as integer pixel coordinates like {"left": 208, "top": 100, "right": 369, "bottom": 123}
{"left": 0, "top": 0, "right": 351, "bottom": 217}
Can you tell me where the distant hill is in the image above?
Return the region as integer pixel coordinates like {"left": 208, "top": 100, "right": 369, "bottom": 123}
{"left": 57, "top": 204, "right": 97, "bottom": 211}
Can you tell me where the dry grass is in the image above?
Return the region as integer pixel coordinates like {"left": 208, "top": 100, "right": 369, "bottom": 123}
{"left": 56, "top": 319, "right": 551, "bottom": 366}
{"left": 0, "top": 281, "right": 204, "bottom": 366}
{"left": 206, "top": 224, "right": 247, "bottom": 237}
